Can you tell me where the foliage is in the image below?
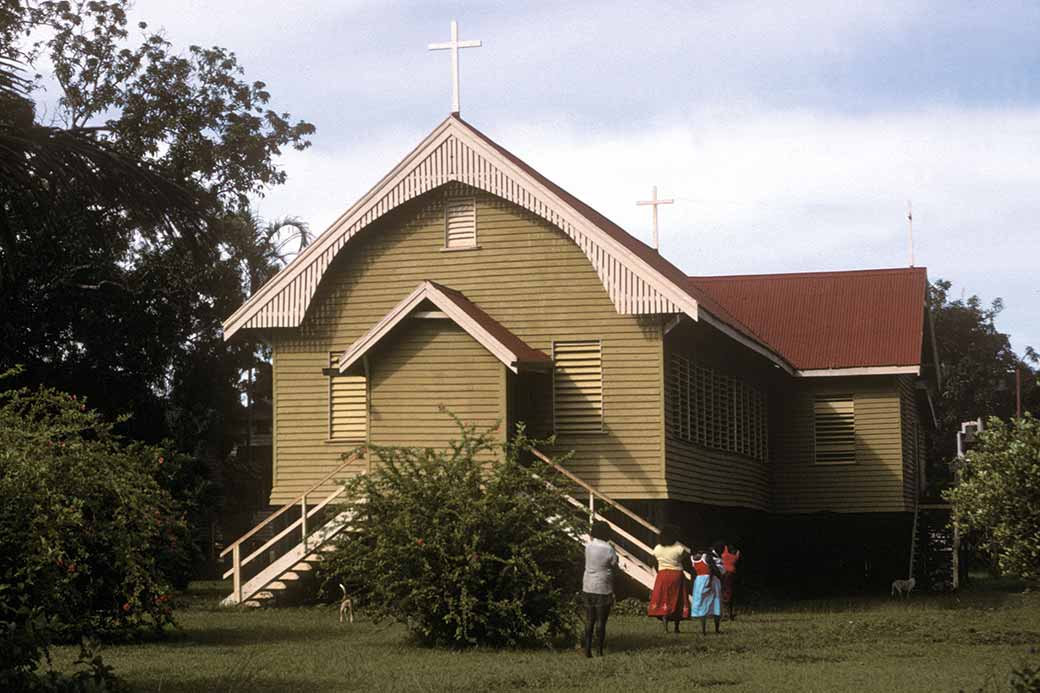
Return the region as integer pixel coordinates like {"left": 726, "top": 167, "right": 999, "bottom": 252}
{"left": 1, "top": 0, "right": 317, "bottom": 567}
{"left": 321, "top": 421, "right": 585, "bottom": 648}
{"left": 0, "top": 380, "right": 187, "bottom": 687}
{"left": 927, "top": 279, "right": 1038, "bottom": 489}
{"left": 943, "top": 415, "right": 1040, "bottom": 581}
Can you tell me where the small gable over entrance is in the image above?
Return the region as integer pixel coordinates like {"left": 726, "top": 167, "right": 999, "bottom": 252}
{"left": 336, "top": 280, "right": 552, "bottom": 374}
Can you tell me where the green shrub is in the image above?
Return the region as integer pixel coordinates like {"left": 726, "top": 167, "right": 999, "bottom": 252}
{"left": 0, "top": 381, "right": 187, "bottom": 686}
{"left": 321, "top": 419, "right": 585, "bottom": 648}
{"left": 944, "top": 414, "right": 1040, "bottom": 581}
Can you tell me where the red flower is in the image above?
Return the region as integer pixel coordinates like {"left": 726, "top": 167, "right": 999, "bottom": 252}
{"left": 416, "top": 538, "right": 424, "bottom": 546}
{"left": 122, "top": 602, "right": 131, "bottom": 612}
{"left": 157, "top": 456, "right": 165, "bottom": 465}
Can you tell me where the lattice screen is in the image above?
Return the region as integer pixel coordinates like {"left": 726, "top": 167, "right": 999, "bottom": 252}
{"left": 666, "top": 355, "right": 768, "bottom": 461}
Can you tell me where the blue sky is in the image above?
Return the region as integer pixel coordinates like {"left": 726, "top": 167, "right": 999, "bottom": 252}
{"left": 132, "top": 1, "right": 1039, "bottom": 357}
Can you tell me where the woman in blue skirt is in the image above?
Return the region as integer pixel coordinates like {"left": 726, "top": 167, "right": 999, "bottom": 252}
{"left": 689, "top": 549, "right": 723, "bottom": 634}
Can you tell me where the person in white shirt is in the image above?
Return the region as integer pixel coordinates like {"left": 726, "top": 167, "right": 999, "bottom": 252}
{"left": 582, "top": 520, "right": 619, "bottom": 657}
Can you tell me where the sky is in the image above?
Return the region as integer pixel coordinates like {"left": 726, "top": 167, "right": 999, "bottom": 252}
{"left": 128, "top": 0, "right": 1039, "bottom": 356}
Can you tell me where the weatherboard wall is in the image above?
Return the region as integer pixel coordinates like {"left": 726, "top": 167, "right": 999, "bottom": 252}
{"left": 663, "top": 319, "right": 774, "bottom": 511}
{"left": 267, "top": 186, "right": 665, "bottom": 505}
{"left": 771, "top": 376, "right": 906, "bottom": 514}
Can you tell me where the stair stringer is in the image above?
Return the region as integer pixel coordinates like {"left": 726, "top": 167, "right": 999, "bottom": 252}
{"left": 221, "top": 510, "right": 354, "bottom": 607}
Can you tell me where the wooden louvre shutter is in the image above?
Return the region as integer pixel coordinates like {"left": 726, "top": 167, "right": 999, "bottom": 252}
{"left": 553, "top": 341, "right": 603, "bottom": 433}
{"left": 328, "top": 353, "right": 367, "bottom": 441}
{"left": 444, "top": 196, "right": 477, "bottom": 248}
{"left": 814, "top": 394, "right": 855, "bottom": 464}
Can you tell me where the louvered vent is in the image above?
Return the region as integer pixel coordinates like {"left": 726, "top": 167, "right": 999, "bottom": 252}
{"left": 329, "top": 353, "right": 367, "bottom": 441}
{"left": 553, "top": 341, "right": 603, "bottom": 433}
{"left": 444, "top": 196, "right": 477, "bottom": 249}
{"left": 814, "top": 394, "right": 855, "bottom": 464}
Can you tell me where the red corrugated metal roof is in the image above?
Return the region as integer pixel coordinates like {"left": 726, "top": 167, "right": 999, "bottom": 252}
{"left": 688, "top": 268, "right": 928, "bottom": 370}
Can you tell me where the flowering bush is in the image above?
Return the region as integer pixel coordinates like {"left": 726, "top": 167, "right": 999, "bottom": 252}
{"left": 0, "top": 379, "right": 188, "bottom": 688}
{"left": 322, "top": 420, "right": 585, "bottom": 648}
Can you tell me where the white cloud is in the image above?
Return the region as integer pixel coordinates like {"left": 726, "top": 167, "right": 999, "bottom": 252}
{"left": 255, "top": 106, "right": 1040, "bottom": 353}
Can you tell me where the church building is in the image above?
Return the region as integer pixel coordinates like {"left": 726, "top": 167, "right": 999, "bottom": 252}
{"left": 221, "top": 110, "right": 939, "bottom": 601}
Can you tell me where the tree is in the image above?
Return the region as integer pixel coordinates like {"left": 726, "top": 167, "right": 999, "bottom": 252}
{"left": 1, "top": 0, "right": 316, "bottom": 558}
{"left": 943, "top": 414, "right": 1040, "bottom": 581}
{"left": 322, "top": 421, "right": 585, "bottom": 648}
{"left": 926, "top": 279, "right": 1039, "bottom": 488}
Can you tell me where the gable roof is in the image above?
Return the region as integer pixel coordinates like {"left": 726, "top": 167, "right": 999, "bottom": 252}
{"left": 338, "top": 281, "right": 551, "bottom": 374}
{"left": 688, "top": 267, "right": 929, "bottom": 372}
{"left": 224, "top": 116, "right": 700, "bottom": 337}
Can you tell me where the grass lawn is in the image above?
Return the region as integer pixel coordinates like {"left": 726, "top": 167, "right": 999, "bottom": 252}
{"left": 46, "top": 580, "right": 1039, "bottom": 692}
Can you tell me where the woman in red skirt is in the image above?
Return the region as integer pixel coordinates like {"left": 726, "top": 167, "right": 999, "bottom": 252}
{"left": 647, "top": 524, "right": 690, "bottom": 633}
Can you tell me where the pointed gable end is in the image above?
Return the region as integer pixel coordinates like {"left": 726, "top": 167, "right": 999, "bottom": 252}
{"left": 337, "top": 281, "right": 551, "bottom": 374}
{"left": 222, "top": 115, "right": 703, "bottom": 341}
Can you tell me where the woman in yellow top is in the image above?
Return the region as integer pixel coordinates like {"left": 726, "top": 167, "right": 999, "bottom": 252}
{"left": 646, "top": 524, "right": 690, "bottom": 632}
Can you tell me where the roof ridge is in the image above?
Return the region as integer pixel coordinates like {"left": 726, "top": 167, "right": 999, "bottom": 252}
{"left": 690, "top": 267, "right": 928, "bottom": 282}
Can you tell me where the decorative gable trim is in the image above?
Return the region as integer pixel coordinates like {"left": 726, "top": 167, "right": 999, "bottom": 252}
{"left": 337, "top": 280, "right": 552, "bottom": 374}
{"left": 223, "top": 116, "right": 700, "bottom": 340}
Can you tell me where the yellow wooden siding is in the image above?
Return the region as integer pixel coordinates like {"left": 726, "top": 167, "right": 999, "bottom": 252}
{"left": 268, "top": 186, "right": 664, "bottom": 503}
{"left": 663, "top": 319, "right": 773, "bottom": 511}
{"left": 772, "top": 377, "right": 905, "bottom": 513}
{"left": 369, "top": 319, "right": 503, "bottom": 448}
{"left": 898, "top": 375, "right": 918, "bottom": 509}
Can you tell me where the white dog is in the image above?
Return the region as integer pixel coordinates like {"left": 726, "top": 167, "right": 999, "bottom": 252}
{"left": 891, "top": 577, "right": 916, "bottom": 597}
{"left": 338, "top": 583, "right": 354, "bottom": 623}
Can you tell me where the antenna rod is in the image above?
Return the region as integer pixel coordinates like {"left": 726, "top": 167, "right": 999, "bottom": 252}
{"left": 908, "top": 200, "right": 914, "bottom": 267}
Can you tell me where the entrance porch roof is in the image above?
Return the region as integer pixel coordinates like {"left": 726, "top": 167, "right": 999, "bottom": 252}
{"left": 336, "top": 281, "right": 552, "bottom": 374}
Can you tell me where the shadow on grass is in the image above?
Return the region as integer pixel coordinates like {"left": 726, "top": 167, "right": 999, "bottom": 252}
{"left": 158, "top": 623, "right": 352, "bottom": 649}
{"left": 141, "top": 674, "right": 368, "bottom": 693}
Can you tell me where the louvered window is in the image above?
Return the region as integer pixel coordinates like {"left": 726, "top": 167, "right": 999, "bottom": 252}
{"left": 814, "top": 394, "right": 855, "bottom": 464}
{"left": 553, "top": 340, "right": 603, "bottom": 434}
{"left": 444, "top": 196, "right": 477, "bottom": 249}
{"left": 665, "top": 355, "right": 767, "bottom": 461}
{"left": 328, "top": 353, "right": 367, "bottom": 441}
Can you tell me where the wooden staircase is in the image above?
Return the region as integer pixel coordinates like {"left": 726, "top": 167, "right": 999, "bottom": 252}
{"left": 220, "top": 453, "right": 364, "bottom": 607}
{"left": 220, "top": 448, "right": 662, "bottom": 606}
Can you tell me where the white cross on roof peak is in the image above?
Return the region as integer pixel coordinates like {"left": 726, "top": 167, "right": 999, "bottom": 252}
{"left": 428, "top": 20, "right": 482, "bottom": 115}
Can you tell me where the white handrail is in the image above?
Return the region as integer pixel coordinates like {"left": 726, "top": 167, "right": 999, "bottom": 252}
{"left": 223, "top": 484, "right": 349, "bottom": 580}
